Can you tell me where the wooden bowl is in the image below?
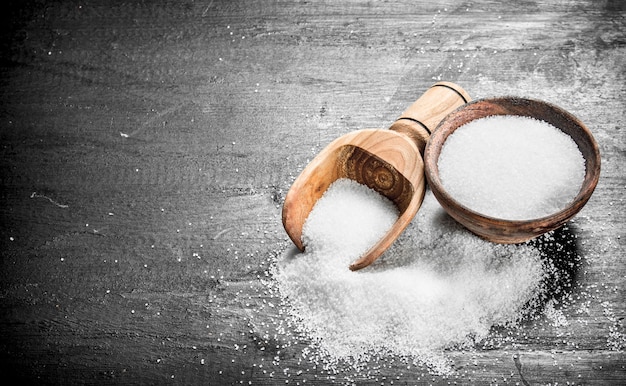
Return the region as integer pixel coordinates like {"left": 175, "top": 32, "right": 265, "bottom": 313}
{"left": 424, "top": 97, "right": 601, "bottom": 243}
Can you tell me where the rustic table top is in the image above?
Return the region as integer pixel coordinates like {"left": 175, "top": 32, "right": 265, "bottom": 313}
{"left": 1, "top": 1, "right": 624, "bottom": 384}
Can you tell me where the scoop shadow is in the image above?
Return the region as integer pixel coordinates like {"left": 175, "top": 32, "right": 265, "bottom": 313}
{"left": 282, "top": 245, "right": 302, "bottom": 262}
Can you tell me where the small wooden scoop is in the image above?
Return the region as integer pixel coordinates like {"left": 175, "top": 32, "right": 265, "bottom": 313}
{"left": 282, "top": 82, "right": 471, "bottom": 270}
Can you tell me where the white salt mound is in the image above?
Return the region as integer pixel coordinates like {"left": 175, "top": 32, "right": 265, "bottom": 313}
{"left": 301, "top": 178, "right": 399, "bottom": 259}
{"left": 437, "top": 115, "right": 585, "bottom": 220}
{"left": 274, "top": 178, "right": 546, "bottom": 374}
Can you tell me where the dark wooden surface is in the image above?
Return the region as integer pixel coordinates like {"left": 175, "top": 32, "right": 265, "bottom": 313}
{"left": 1, "top": 1, "right": 624, "bottom": 384}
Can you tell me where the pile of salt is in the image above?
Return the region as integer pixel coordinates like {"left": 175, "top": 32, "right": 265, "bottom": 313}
{"left": 274, "top": 178, "right": 548, "bottom": 374}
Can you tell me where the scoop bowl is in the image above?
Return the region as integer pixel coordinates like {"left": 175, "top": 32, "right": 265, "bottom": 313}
{"left": 283, "top": 82, "right": 471, "bottom": 270}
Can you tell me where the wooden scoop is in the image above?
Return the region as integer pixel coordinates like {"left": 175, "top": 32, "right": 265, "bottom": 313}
{"left": 282, "top": 82, "right": 471, "bottom": 270}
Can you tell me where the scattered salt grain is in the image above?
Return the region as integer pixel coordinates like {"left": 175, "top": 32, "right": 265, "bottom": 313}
{"left": 274, "top": 180, "right": 547, "bottom": 374}
{"left": 438, "top": 115, "right": 585, "bottom": 220}
{"left": 544, "top": 299, "right": 569, "bottom": 327}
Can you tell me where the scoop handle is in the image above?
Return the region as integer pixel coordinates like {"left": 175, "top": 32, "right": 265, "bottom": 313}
{"left": 389, "top": 81, "right": 471, "bottom": 154}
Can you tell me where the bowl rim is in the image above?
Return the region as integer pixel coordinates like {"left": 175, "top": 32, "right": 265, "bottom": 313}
{"left": 424, "top": 96, "right": 601, "bottom": 231}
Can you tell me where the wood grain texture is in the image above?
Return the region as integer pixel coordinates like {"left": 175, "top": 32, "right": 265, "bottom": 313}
{"left": 0, "top": 0, "right": 624, "bottom": 385}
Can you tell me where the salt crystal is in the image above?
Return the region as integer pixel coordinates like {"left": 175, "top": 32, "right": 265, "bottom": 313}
{"left": 438, "top": 115, "right": 585, "bottom": 220}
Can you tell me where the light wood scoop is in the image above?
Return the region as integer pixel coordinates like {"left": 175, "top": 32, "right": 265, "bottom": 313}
{"left": 282, "top": 82, "right": 471, "bottom": 270}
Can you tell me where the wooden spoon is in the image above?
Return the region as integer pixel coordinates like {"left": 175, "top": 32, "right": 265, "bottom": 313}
{"left": 282, "top": 82, "right": 471, "bottom": 270}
